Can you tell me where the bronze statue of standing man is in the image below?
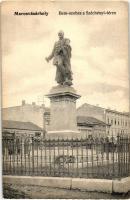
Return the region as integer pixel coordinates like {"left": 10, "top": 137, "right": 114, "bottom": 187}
{"left": 45, "top": 31, "right": 73, "bottom": 86}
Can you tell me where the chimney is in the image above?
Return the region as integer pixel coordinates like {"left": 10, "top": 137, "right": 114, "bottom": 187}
{"left": 22, "top": 100, "right": 26, "bottom": 106}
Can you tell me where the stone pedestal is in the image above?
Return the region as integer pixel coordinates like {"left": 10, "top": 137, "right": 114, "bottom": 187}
{"left": 46, "top": 85, "right": 81, "bottom": 138}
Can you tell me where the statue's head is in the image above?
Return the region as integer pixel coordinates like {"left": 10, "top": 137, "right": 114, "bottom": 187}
{"left": 58, "top": 30, "right": 64, "bottom": 39}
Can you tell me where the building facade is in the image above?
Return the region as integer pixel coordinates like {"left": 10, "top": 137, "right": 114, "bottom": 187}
{"left": 105, "top": 109, "right": 130, "bottom": 136}
{"left": 77, "top": 116, "right": 109, "bottom": 138}
{"left": 2, "top": 120, "right": 44, "bottom": 156}
{"left": 2, "top": 100, "right": 49, "bottom": 129}
{"left": 77, "top": 103, "right": 130, "bottom": 137}
{"left": 2, "top": 120, "right": 43, "bottom": 139}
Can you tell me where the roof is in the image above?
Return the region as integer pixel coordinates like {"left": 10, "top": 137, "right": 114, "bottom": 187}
{"left": 77, "top": 116, "right": 107, "bottom": 126}
{"left": 77, "top": 103, "right": 105, "bottom": 111}
{"left": 2, "top": 120, "right": 42, "bottom": 131}
{"left": 77, "top": 103, "right": 130, "bottom": 116}
{"left": 106, "top": 109, "right": 130, "bottom": 116}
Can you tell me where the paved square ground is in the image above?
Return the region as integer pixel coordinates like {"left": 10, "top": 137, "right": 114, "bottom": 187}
{"left": 3, "top": 183, "right": 130, "bottom": 199}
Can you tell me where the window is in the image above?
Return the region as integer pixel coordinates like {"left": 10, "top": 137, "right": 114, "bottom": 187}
{"left": 107, "top": 118, "right": 109, "bottom": 124}
{"left": 115, "top": 120, "right": 116, "bottom": 125}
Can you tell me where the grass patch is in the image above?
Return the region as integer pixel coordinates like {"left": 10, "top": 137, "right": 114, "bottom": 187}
{"left": 3, "top": 184, "right": 30, "bottom": 199}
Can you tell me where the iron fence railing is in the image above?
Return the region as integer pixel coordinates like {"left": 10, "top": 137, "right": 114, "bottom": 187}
{"left": 2, "top": 135, "right": 130, "bottom": 179}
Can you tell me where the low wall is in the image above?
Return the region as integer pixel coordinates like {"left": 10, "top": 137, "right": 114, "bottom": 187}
{"left": 3, "top": 175, "right": 130, "bottom": 194}
{"left": 113, "top": 177, "right": 130, "bottom": 193}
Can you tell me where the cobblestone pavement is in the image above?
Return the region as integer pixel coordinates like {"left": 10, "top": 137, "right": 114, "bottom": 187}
{"left": 3, "top": 183, "right": 130, "bottom": 199}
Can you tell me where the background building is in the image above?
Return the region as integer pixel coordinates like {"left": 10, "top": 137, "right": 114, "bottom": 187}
{"left": 2, "top": 100, "right": 48, "bottom": 129}
{"left": 105, "top": 109, "right": 130, "bottom": 136}
{"left": 2, "top": 120, "right": 43, "bottom": 139}
{"left": 77, "top": 103, "right": 130, "bottom": 137}
{"left": 3, "top": 101, "right": 130, "bottom": 137}
{"left": 77, "top": 116, "right": 109, "bottom": 138}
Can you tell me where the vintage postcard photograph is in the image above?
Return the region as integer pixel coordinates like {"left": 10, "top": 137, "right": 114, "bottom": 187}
{"left": 1, "top": 1, "right": 130, "bottom": 199}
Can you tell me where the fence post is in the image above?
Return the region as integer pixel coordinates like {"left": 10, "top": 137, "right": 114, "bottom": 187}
{"left": 126, "top": 135, "right": 129, "bottom": 176}
{"left": 128, "top": 136, "right": 130, "bottom": 175}
{"left": 32, "top": 137, "right": 34, "bottom": 174}
{"left": 71, "top": 137, "right": 74, "bottom": 177}
{"left": 117, "top": 134, "right": 121, "bottom": 179}
{"left": 53, "top": 138, "right": 56, "bottom": 176}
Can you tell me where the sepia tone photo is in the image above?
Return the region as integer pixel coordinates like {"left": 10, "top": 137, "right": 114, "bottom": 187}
{"left": 1, "top": 1, "right": 130, "bottom": 199}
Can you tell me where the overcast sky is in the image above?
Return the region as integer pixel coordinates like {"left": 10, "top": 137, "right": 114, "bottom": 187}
{"left": 2, "top": 1, "right": 129, "bottom": 112}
